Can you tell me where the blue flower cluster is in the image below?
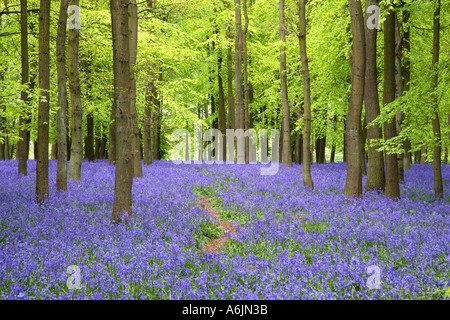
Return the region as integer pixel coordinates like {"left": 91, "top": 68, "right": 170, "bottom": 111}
{"left": 0, "top": 160, "right": 449, "bottom": 299}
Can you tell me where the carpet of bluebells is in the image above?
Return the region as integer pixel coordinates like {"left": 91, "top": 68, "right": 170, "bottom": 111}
{"left": 0, "top": 160, "right": 449, "bottom": 299}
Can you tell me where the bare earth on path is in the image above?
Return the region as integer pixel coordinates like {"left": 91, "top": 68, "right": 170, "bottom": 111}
{"left": 197, "top": 196, "right": 239, "bottom": 254}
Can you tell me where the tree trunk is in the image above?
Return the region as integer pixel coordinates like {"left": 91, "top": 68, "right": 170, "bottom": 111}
{"left": 129, "top": 0, "right": 142, "bottom": 177}
{"left": 364, "top": 0, "right": 386, "bottom": 192}
{"left": 234, "top": 0, "right": 245, "bottom": 164}
{"left": 218, "top": 46, "right": 227, "bottom": 161}
{"left": 344, "top": 0, "right": 365, "bottom": 197}
{"left": 401, "top": 10, "right": 411, "bottom": 171}
{"left": 299, "top": 0, "right": 313, "bottom": 188}
{"left": 431, "top": 0, "right": 443, "bottom": 198}
{"left": 279, "top": 0, "right": 292, "bottom": 167}
{"left": 86, "top": 112, "right": 94, "bottom": 161}
{"left": 226, "top": 25, "right": 235, "bottom": 133}
{"left": 243, "top": 0, "right": 250, "bottom": 163}
{"left": 18, "top": 0, "right": 29, "bottom": 176}
{"left": 109, "top": 0, "right": 119, "bottom": 165}
{"left": 144, "top": 69, "right": 154, "bottom": 165}
{"left": 36, "top": 0, "right": 50, "bottom": 203}
{"left": 68, "top": 0, "right": 83, "bottom": 182}
{"left": 111, "top": 0, "right": 133, "bottom": 223}
{"left": 383, "top": 8, "right": 400, "bottom": 199}
{"left": 394, "top": 12, "right": 405, "bottom": 183}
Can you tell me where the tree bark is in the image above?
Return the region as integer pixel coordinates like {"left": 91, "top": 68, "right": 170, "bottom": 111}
{"left": 144, "top": 69, "right": 154, "bottom": 165}
{"left": 243, "top": 0, "right": 250, "bottom": 163}
{"left": 401, "top": 9, "right": 411, "bottom": 171}
{"left": 111, "top": 0, "right": 133, "bottom": 223}
{"left": 344, "top": 0, "right": 365, "bottom": 197}
{"left": 226, "top": 24, "right": 235, "bottom": 132}
{"left": 18, "top": 0, "right": 29, "bottom": 176}
{"left": 36, "top": 0, "right": 50, "bottom": 203}
{"left": 431, "top": 0, "right": 443, "bottom": 198}
{"left": 299, "top": 0, "right": 313, "bottom": 188}
{"left": 279, "top": 0, "right": 292, "bottom": 167}
{"left": 218, "top": 45, "right": 227, "bottom": 161}
{"left": 394, "top": 12, "right": 404, "bottom": 183}
{"left": 129, "top": 0, "right": 142, "bottom": 177}
{"left": 234, "top": 0, "right": 245, "bottom": 164}
{"left": 68, "top": 0, "right": 83, "bottom": 181}
{"left": 383, "top": 8, "right": 400, "bottom": 199}
{"left": 56, "top": 0, "right": 68, "bottom": 192}
{"left": 86, "top": 112, "right": 94, "bottom": 161}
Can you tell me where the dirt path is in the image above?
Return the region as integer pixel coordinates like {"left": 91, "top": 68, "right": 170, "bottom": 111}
{"left": 197, "top": 196, "right": 238, "bottom": 253}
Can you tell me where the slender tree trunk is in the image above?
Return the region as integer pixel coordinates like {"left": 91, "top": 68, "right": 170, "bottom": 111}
{"left": 361, "top": 116, "right": 367, "bottom": 175}
{"left": 243, "top": 0, "right": 250, "bottom": 163}
{"left": 294, "top": 106, "right": 303, "bottom": 164}
{"left": 431, "top": 0, "right": 443, "bottom": 197}
{"left": 394, "top": 12, "right": 405, "bottom": 183}
{"left": 129, "top": 0, "right": 142, "bottom": 177}
{"left": 299, "top": 0, "right": 313, "bottom": 188}
{"left": 56, "top": 0, "right": 68, "bottom": 191}
{"left": 86, "top": 112, "right": 94, "bottom": 161}
{"left": 401, "top": 10, "right": 411, "bottom": 171}
{"left": 36, "top": 0, "right": 50, "bottom": 203}
{"left": 344, "top": 0, "right": 365, "bottom": 197}
{"left": 68, "top": 0, "right": 83, "bottom": 181}
{"left": 279, "top": 0, "right": 292, "bottom": 167}
{"left": 18, "top": 0, "right": 29, "bottom": 176}
{"left": 218, "top": 47, "right": 227, "bottom": 161}
{"left": 111, "top": 0, "right": 133, "bottom": 223}
{"left": 234, "top": 0, "right": 245, "bottom": 163}
{"left": 226, "top": 25, "right": 235, "bottom": 132}
{"left": 383, "top": 8, "right": 400, "bottom": 199}
{"left": 144, "top": 70, "right": 154, "bottom": 165}
{"left": 109, "top": 0, "right": 119, "bottom": 165}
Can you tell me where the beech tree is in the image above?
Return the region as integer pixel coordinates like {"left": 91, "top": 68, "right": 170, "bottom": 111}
{"left": 299, "top": 0, "right": 313, "bottom": 188}
{"left": 364, "top": 0, "right": 385, "bottom": 192}
{"left": 279, "top": 0, "right": 292, "bottom": 167}
{"left": 111, "top": 0, "right": 133, "bottom": 223}
{"left": 68, "top": 0, "right": 83, "bottom": 181}
{"left": 383, "top": 7, "right": 400, "bottom": 199}
{"left": 36, "top": 0, "right": 50, "bottom": 203}
{"left": 344, "top": 0, "right": 365, "bottom": 197}
{"left": 431, "top": 0, "right": 443, "bottom": 197}
{"left": 18, "top": 0, "right": 29, "bottom": 177}
{"left": 56, "top": 0, "right": 69, "bottom": 191}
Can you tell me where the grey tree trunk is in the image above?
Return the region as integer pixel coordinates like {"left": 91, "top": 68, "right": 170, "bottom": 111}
{"left": 68, "top": 0, "right": 83, "bottom": 181}
{"left": 279, "top": 0, "right": 292, "bottom": 167}
{"left": 56, "top": 0, "right": 69, "bottom": 191}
